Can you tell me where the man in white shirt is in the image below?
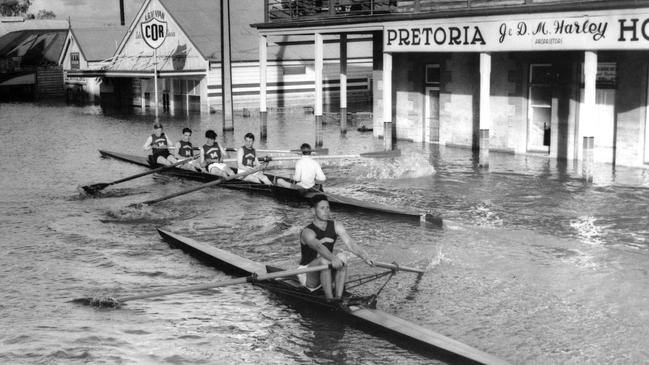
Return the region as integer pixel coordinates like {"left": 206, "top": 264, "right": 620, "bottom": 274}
{"left": 277, "top": 143, "right": 326, "bottom": 190}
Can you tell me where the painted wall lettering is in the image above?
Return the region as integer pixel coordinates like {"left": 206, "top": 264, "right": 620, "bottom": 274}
{"left": 386, "top": 26, "right": 485, "bottom": 46}
{"left": 384, "top": 8, "right": 649, "bottom": 52}
{"left": 617, "top": 18, "right": 649, "bottom": 41}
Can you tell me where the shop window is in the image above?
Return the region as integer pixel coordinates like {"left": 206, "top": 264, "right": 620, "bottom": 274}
{"left": 580, "top": 62, "right": 617, "bottom": 89}
{"left": 187, "top": 80, "right": 200, "bottom": 95}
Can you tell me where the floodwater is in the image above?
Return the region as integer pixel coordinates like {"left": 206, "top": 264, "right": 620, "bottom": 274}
{"left": 1, "top": 101, "right": 649, "bottom": 364}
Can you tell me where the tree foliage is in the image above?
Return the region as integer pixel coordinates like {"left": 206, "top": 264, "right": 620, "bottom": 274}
{"left": 0, "top": 0, "right": 56, "bottom": 19}
{"left": 0, "top": 0, "right": 31, "bottom": 17}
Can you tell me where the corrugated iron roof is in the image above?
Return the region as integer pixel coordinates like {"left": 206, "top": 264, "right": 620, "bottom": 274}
{"left": 0, "top": 18, "right": 68, "bottom": 36}
{"left": 157, "top": 0, "right": 313, "bottom": 62}
{"left": 158, "top": 0, "right": 220, "bottom": 60}
{"left": 71, "top": 27, "right": 126, "bottom": 61}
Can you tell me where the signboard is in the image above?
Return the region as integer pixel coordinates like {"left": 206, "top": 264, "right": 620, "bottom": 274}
{"left": 140, "top": 9, "right": 167, "bottom": 49}
{"left": 384, "top": 8, "right": 649, "bottom": 52}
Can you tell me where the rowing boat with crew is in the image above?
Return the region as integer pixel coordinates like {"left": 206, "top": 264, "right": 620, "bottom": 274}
{"left": 97, "top": 150, "right": 442, "bottom": 225}
{"left": 154, "top": 228, "right": 510, "bottom": 364}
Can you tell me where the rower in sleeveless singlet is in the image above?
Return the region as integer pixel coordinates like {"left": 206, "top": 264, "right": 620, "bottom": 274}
{"left": 297, "top": 194, "right": 374, "bottom": 300}
{"left": 142, "top": 123, "right": 178, "bottom": 165}
{"left": 236, "top": 132, "right": 273, "bottom": 185}
{"left": 200, "top": 129, "right": 234, "bottom": 178}
{"left": 174, "top": 127, "right": 201, "bottom": 171}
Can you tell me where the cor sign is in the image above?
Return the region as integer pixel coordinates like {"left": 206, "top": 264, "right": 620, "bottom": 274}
{"left": 141, "top": 9, "right": 167, "bottom": 49}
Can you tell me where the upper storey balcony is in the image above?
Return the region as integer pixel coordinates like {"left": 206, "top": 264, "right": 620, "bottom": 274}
{"left": 261, "top": 0, "right": 649, "bottom": 25}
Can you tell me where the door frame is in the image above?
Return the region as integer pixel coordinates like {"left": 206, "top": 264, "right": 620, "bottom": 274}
{"left": 424, "top": 86, "right": 440, "bottom": 143}
{"left": 527, "top": 63, "right": 553, "bottom": 153}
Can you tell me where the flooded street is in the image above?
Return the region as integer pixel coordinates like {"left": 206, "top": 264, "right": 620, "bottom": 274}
{"left": 1, "top": 101, "right": 649, "bottom": 364}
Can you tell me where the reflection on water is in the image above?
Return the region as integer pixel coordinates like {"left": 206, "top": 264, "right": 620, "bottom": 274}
{"left": 1, "top": 101, "right": 649, "bottom": 364}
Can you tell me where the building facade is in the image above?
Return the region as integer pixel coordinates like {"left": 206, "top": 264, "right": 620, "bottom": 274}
{"left": 254, "top": 0, "right": 649, "bottom": 168}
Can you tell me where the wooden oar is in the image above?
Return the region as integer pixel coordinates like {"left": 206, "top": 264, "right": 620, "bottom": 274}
{"left": 224, "top": 147, "right": 329, "bottom": 154}
{"left": 131, "top": 163, "right": 267, "bottom": 207}
{"left": 248, "top": 149, "right": 401, "bottom": 162}
{"left": 81, "top": 155, "right": 200, "bottom": 194}
{"left": 72, "top": 264, "right": 332, "bottom": 307}
{"left": 372, "top": 261, "right": 425, "bottom": 274}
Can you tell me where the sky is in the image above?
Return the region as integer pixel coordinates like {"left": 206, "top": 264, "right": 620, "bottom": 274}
{"left": 31, "top": 0, "right": 145, "bottom": 27}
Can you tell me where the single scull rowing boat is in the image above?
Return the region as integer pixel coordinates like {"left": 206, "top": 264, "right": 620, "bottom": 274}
{"left": 156, "top": 228, "right": 510, "bottom": 365}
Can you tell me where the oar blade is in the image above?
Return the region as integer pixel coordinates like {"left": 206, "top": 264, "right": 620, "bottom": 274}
{"left": 70, "top": 297, "right": 122, "bottom": 308}
{"left": 80, "top": 183, "right": 110, "bottom": 195}
{"left": 359, "top": 149, "right": 401, "bottom": 158}
{"left": 373, "top": 261, "right": 425, "bottom": 274}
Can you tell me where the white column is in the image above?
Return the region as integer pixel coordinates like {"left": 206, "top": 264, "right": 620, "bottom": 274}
{"left": 153, "top": 48, "right": 158, "bottom": 119}
{"left": 645, "top": 70, "right": 649, "bottom": 163}
{"left": 479, "top": 52, "right": 491, "bottom": 168}
{"left": 259, "top": 34, "right": 268, "bottom": 139}
{"left": 186, "top": 79, "right": 190, "bottom": 116}
{"left": 339, "top": 33, "right": 347, "bottom": 134}
{"left": 382, "top": 51, "right": 392, "bottom": 151}
{"left": 315, "top": 32, "right": 324, "bottom": 147}
{"left": 169, "top": 78, "right": 175, "bottom": 115}
{"left": 140, "top": 79, "right": 146, "bottom": 110}
{"left": 581, "top": 51, "right": 597, "bottom": 181}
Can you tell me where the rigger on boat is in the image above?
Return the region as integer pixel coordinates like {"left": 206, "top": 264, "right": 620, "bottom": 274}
{"left": 96, "top": 149, "right": 442, "bottom": 226}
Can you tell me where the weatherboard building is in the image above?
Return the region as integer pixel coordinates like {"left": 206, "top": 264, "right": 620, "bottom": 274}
{"left": 252, "top": 0, "right": 649, "bottom": 168}
{"left": 59, "top": 0, "right": 373, "bottom": 115}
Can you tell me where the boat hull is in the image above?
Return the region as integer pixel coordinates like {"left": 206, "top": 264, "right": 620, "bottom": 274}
{"left": 156, "top": 229, "right": 509, "bottom": 365}
{"left": 98, "top": 150, "right": 442, "bottom": 225}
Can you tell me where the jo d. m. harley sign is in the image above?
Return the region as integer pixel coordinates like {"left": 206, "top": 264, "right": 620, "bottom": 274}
{"left": 384, "top": 8, "right": 649, "bottom": 52}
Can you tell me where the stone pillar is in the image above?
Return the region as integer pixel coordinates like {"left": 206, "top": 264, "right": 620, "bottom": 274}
{"left": 383, "top": 51, "right": 393, "bottom": 151}
{"left": 259, "top": 34, "right": 268, "bottom": 140}
{"left": 479, "top": 52, "right": 491, "bottom": 168}
{"left": 372, "top": 31, "right": 383, "bottom": 137}
{"left": 581, "top": 51, "right": 597, "bottom": 181}
{"left": 339, "top": 33, "right": 347, "bottom": 134}
{"left": 314, "top": 32, "right": 324, "bottom": 147}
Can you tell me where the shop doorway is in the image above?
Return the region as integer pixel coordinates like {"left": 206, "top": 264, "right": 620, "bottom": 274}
{"left": 527, "top": 64, "right": 552, "bottom": 153}
{"left": 424, "top": 64, "right": 440, "bottom": 143}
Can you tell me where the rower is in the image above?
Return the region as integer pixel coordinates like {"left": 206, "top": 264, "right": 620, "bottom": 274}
{"left": 200, "top": 129, "right": 234, "bottom": 178}
{"left": 174, "top": 127, "right": 201, "bottom": 171}
{"left": 142, "top": 123, "right": 178, "bottom": 166}
{"left": 236, "top": 132, "right": 273, "bottom": 185}
{"left": 276, "top": 143, "right": 326, "bottom": 191}
{"left": 297, "top": 194, "right": 374, "bottom": 301}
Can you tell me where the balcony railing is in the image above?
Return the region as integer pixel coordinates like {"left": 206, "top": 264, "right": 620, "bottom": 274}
{"left": 265, "top": 0, "right": 621, "bottom": 22}
{"left": 267, "top": 0, "right": 397, "bottom": 21}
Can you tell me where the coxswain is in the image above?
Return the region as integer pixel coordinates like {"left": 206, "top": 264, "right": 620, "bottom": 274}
{"left": 276, "top": 143, "right": 326, "bottom": 191}
{"left": 297, "top": 194, "right": 374, "bottom": 300}
{"left": 174, "top": 127, "right": 201, "bottom": 171}
{"left": 200, "top": 129, "right": 234, "bottom": 177}
{"left": 142, "top": 123, "right": 178, "bottom": 165}
{"left": 236, "top": 132, "right": 273, "bottom": 185}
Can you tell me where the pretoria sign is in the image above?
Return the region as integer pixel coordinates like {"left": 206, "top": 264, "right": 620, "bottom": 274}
{"left": 384, "top": 8, "right": 649, "bottom": 52}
